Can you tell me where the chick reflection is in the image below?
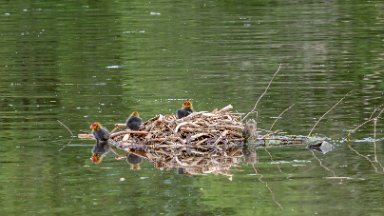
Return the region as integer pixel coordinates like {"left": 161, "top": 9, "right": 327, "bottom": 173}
{"left": 126, "top": 153, "right": 142, "bottom": 171}
{"left": 90, "top": 141, "right": 110, "bottom": 164}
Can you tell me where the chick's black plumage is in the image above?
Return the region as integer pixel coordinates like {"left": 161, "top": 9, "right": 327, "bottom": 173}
{"left": 92, "top": 141, "right": 110, "bottom": 155}
{"left": 126, "top": 111, "right": 142, "bottom": 130}
{"left": 177, "top": 107, "right": 193, "bottom": 119}
{"left": 90, "top": 122, "right": 110, "bottom": 144}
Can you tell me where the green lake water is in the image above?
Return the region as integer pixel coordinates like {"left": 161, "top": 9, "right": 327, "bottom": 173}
{"left": 0, "top": 1, "right": 383, "bottom": 215}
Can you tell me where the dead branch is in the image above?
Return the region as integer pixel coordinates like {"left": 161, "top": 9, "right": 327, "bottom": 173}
{"left": 270, "top": 104, "right": 295, "bottom": 131}
{"left": 308, "top": 91, "right": 350, "bottom": 137}
{"left": 242, "top": 64, "right": 282, "bottom": 122}
{"left": 57, "top": 120, "right": 74, "bottom": 152}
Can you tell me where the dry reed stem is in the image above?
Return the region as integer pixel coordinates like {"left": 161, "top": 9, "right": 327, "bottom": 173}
{"left": 57, "top": 120, "right": 74, "bottom": 152}
{"left": 310, "top": 151, "right": 336, "bottom": 177}
{"left": 346, "top": 105, "right": 384, "bottom": 173}
{"left": 348, "top": 106, "right": 384, "bottom": 135}
{"left": 251, "top": 164, "right": 284, "bottom": 210}
{"left": 241, "top": 64, "right": 282, "bottom": 122}
{"left": 324, "top": 177, "right": 353, "bottom": 180}
{"left": 373, "top": 118, "right": 377, "bottom": 163}
{"left": 218, "top": 104, "right": 234, "bottom": 113}
{"left": 213, "top": 130, "right": 228, "bottom": 146}
{"left": 323, "top": 176, "right": 366, "bottom": 182}
{"left": 110, "top": 130, "right": 149, "bottom": 139}
{"left": 264, "top": 147, "right": 283, "bottom": 173}
{"left": 308, "top": 92, "right": 350, "bottom": 137}
{"left": 372, "top": 117, "right": 384, "bottom": 171}
{"left": 269, "top": 104, "right": 295, "bottom": 131}
{"left": 347, "top": 144, "right": 379, "bottom": 173}
{"left": 78, "top": 133, "right": 94, "bottom": 139}
{"left": 368, "top": 107, "right": 379, "bottom": 119}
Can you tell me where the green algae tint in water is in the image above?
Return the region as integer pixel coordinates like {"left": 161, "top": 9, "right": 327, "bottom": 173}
{"left": 0, "top": 1, "right": 383, "bottom": 215}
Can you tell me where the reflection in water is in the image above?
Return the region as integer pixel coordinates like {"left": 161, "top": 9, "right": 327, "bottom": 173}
{"left": 307, "top": 140, "right": 335, "bottom": 154}
{"left": 126, "top": 153, "right": 142, "bottom": 171}
{"left": 242, "top": 143, "right": 257, "bottom": 165}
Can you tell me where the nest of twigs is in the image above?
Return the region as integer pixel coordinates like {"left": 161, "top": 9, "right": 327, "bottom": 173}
{"left": 108, "top": 104, "right": 245, "bottom": 177}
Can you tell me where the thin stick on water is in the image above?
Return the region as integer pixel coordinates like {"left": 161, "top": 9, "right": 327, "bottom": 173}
{"left": 373, "top": 118, "right": 378, "bottom": 163}
{"left": 311, "top": 151, "right": 336, "bottom": 177}
{"left": 368, "top": 107, "right": 379, "bottom": 120}
{"left": 260, "top": 103, "right": 294, "bottom": 172}
{"left": 57, "top": 120, "right": 74, "bottom": 152}
{"left": 347, "top": 143, "right": 379, "bottom": 173}
{"left": 269, "top": 103, "right": 295, "bottom": 131}
{"left": 346, "top": 106, "right": 384, "bottom": 173}
{"left": 251, "top": 164, "right": 284, "bottom": 210}
{"left": 324, "top": 176, "right": 367, "bottom": 182}
{"left": 264, "top": 147, "right": 283, "bottom": 173}
{"left": 241, "top": 64, "right": 282, "bottom": 122}
{"left": 57, "top": 120, "right": 74, "bottom": 137}
{"left": 372, "top": 117, "right": 384, "bottom": 171}
{"left": 308, "top": 92, "right": 350, "bottom": 137}
{"left": 348, "top": 106, "right": 384, "bottom": 136}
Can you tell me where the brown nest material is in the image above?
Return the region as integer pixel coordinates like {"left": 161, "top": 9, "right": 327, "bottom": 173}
{"left": 88, "top": 105, "right": 245, "bottom": 177}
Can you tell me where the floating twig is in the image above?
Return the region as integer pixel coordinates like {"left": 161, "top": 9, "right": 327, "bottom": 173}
{"left": 57, "top": 120, "right": 74, "bottom": 152}
{"left": 347, "top": 143, "right": 379, "bottom": 173}
{"left": 269, "top": 103, "right": 295, "bottom": 131}
{"left": 264, "top": 147, "right": 283, "bottom": 173}
{"left": 310, "top": 150, "right": 336, "bottom": 177}
{"left": 251, "top": 164, "right": 283, "bottom": 210}
{"left": 242, "top": 64, "right": 282, "bottom": 122}
{"left": 373, "top": 118, "right": 378, "bottom": 163}
{"left": 347, "top": 106, "right": 383, "bottom": 136}
{"left": 308, "top": 91, "right": 350, "bottom": 137}
{"left": 346, "top": 105, "right": 384, "bottom": 173}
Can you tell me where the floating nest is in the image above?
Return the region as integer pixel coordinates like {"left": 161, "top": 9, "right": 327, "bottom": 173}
{"left": 78, "top": 104, "right": 331, "bottom": 177}
{"left": 78, "top": 105, "right": 247, "bottom": 177}
{"left": 110, "top": 105, "right": 245, "bottom": 177}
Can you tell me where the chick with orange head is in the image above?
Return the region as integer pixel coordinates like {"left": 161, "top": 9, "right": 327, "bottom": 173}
{"left": 89, "top": 122, "right": 110, "bottom": 164}
{"left": 89, "top": 122, "right": 110, "bottom": 143}
{"left": 176, "top": 100, "right": 193, "bottom": 119}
